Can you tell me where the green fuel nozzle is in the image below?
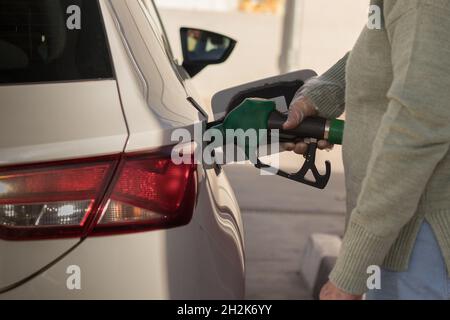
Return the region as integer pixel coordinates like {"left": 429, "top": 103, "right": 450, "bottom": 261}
{"left": 212, "top": 99, "right": 344, "bottom": 145}
{"left": 210, "top": 98, "right": 345, "bottom": 189}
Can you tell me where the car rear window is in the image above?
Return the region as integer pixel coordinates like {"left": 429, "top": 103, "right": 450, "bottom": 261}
{"left": 0, "top": 0, "right": 113, "bottom": 85}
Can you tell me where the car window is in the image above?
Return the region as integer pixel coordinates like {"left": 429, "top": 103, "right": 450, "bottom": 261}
{"left": 0, "top": 0, "right": 113, "bottom": 85}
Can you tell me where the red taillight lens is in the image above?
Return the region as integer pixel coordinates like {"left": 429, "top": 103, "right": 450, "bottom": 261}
{"left": 0, "top": 157, "right": 118, "bottom": 240}
{"left": 94, "top": 154, "right": 197, "bottom": 235}
{"left": 0, "top": 152, "right": 197, "bottom": 240}
{"left": 0, "top": 164, "right": 112, "bottom": 205}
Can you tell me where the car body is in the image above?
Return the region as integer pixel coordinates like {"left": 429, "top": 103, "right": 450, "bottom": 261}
{"left": 0, "top": 0, "right": 244, "bottom": 299}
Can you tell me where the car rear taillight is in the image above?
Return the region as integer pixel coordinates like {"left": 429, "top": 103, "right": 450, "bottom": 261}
{"left": 0, "top": 151, "right": 197, "bottom": 241}
{"left": 94, "top": 153, "right": 197, "bottom": 236}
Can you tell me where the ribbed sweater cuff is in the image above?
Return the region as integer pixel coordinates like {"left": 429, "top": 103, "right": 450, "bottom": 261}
{"left": 299, "top": 53, "right": 348, "bottom": 119}
{"left": 303, "top": 85, "right": 345, "bottom": 119}
{"left": 329, "top": 221, "right": 395, "bottom": 295}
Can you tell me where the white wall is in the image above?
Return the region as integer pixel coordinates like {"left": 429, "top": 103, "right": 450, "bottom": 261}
{"left": 160, "top": 0, "right": 369, "bottom": 105}
{"left": 160, "top": 9, "right": 282, "bottom": 107}
{"left": 298, "top": 0, "right": 368, "bottom": 74}
{"left": 155, "top": 0, "right": 237, "bottom": 11}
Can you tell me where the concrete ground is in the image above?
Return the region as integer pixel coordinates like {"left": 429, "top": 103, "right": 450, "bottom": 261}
{"left": 224, "top": 162, "right": 345, "bottom": 299}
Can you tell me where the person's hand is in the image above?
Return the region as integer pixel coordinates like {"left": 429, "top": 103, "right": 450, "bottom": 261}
{"left": 320, "top": 281, "right": 363, "bottom": 300}
{"left": 283, "top": 96, "right": 334, "bottom": 155}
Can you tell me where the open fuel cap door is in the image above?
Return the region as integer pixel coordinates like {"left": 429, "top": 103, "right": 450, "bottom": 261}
{"left": 211, "top": 69, "right": 317, "bottom": 121}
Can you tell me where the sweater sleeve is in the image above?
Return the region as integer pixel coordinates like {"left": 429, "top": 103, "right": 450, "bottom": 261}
{"left": 294, "top": 53, "right": 349, "bottom": 119}
{"left": 329, "top": 2, "right": 450, "bottom": 295}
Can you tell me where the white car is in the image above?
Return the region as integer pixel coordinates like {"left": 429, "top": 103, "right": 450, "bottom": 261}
{"left": 0, "top": 0, "right": 245, "bottom": 299}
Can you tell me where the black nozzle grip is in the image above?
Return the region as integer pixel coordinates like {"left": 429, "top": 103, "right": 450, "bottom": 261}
{"left": 267, "top": 111, "right": 327, "bottom": 142}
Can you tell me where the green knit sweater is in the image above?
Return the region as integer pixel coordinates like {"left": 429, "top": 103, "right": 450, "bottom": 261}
{"left": 300, "top": 0, "right": 450, "bottom": 295}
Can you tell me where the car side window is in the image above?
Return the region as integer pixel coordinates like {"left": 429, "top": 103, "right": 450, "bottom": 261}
{"left": 0, "top": 0, "right": 113, "bottom": 85}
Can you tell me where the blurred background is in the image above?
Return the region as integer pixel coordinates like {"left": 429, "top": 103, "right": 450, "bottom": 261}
{"left": 155, "top": 0, "right": 369, "bottom": 299}
{"left": 156, "top": 0, "right": 367, "bottom": 108}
